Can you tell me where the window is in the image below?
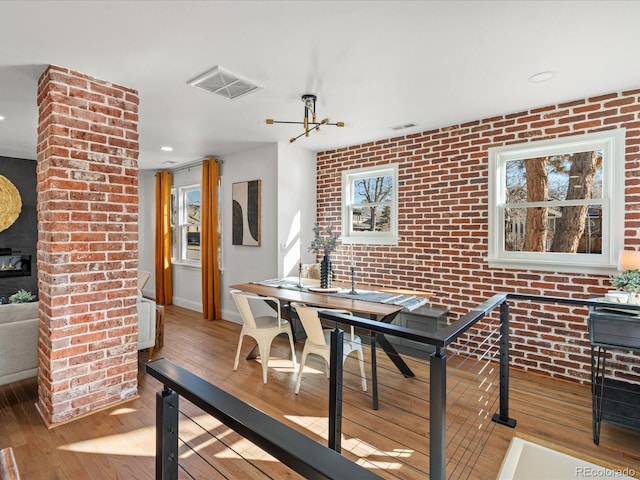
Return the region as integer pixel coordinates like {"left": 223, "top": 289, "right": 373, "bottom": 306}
{"left": 171, "top": 184, "right": 201, "bottom": 264}
{"left": 342, "top": 164, "right": 398, "bottom": 245}
{"left": 487, "top": 129, "right": 625, "bottom": 273}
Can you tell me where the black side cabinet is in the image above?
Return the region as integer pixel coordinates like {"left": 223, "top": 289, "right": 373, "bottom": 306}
{"left": 389, "top": 306, "right": 448, "bottom": 358}
{"left": 588, "top": 308, "right": 640, "bottom": 445}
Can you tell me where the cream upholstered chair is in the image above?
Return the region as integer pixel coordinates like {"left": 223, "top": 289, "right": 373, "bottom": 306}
{"left": 231, "top": 290, "right": 297, "bottom": 384}
{"left": 291, "top": 303, "right": 367, "bottom": 395}
{"left": 136, "top": 270, "right": 156, "bottom": 350}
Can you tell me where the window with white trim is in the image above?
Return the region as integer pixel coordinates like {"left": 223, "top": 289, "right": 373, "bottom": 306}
{"left": 171, "top": 184, "right": 201, "bottom": 264}
{"left": 487, "top": 129, "right": 625, "bottom": 273}
{"left": 342, "top": 164, "right": 399, "bottom": 245}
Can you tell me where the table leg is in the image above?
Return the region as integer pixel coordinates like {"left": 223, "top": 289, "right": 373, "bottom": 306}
{"left": 377, "top": 334, "right": 415, "bottom": 378}
{"left": 149, "top": 305, "right": 165, "bottom": 357}
{"left": 591, "top": 346, "right": 606, "bottom": 445}
{"left": 246, "top": 344, "right": 259, "bottom": 360}
{"left": 155, "top": 305, "right": 165, "bottom": 348}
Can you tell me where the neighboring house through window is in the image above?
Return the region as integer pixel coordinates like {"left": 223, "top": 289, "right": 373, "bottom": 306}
{"left": 171, "top": 184, "right": 201, "bottom": 265}
{"left": 487, "top": 128, "right": 625, "bottom": 273}
{"left": 342, "top": 164, "right": 399, "bottom": 245}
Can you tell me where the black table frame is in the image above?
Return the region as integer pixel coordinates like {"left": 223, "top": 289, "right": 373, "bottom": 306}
{"left": 588, "top": 307, "right": 640, "bottom": 444}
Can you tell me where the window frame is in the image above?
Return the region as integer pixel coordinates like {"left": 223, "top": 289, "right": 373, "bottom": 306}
{"left": 171, "top": 183, "right": 202, "bottom": 267}
{"left": 341, "top": 164, "right": 399, "bottom": 246}
{"left": 487, "top": 128, "right": 626, "bottom": 274}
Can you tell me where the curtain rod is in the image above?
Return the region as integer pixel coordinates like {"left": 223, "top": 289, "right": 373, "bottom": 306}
{"left": 168, "top": 157, "right": 223, "bottom": 173}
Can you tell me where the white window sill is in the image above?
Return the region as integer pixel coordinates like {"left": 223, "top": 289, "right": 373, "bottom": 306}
{"left": 171, "top": 260, "right": 201, "bottom": 270}
{"left": 486, "top": 257, "right": 617, "bottom": 275}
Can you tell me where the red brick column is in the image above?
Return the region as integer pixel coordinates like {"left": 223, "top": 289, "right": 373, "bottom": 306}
{"left": 36, "top": 65, "right": 140, "bottom": 425}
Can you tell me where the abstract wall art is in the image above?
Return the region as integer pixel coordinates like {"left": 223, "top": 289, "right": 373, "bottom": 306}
{"left": 0, "top": 174, "right": 22, "bottom": 233}
{"left": 232, "top": 180, "right": 261, "bottom": 246}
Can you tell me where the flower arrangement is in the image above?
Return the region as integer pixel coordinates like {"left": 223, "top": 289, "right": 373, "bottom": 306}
{"left": 309, "top": 223, "right": 339, "bottom": 257}
{"left": 611, "top": 269, "right": 640, "bottom": 293}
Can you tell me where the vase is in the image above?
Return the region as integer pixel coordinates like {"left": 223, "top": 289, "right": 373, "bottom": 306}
{"left": 320, "top": 255, "right": 332, "bottom": 289}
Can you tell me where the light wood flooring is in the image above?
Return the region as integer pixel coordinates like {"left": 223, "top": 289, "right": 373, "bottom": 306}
{"left": 1, "top": 305, "right": 639, "bottom": 479}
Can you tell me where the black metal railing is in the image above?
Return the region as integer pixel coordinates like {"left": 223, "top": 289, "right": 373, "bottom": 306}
{"left": 148, "top": 293, "right": 638, "bottom": 479}
{"left": 318, "top": 292, "right": 513, "bottom": 480}
{"left": 146, "top": 358, "right": 382, "bottom": 480}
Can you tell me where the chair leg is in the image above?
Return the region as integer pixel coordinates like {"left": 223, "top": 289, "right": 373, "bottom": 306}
{"left": 295, "top": 348, "right": 309, "bottom": 395}
{"left": 233, "top": 333, "right": 245, "bottom": 371}
{"left": 357, "top": 347, "right": 367, "bottom": 391}
{"left": 257, "top": 338, "right": 273, "bottom": 384}
{"left": 286, "top": 329, "right": 298, "bottom": 369}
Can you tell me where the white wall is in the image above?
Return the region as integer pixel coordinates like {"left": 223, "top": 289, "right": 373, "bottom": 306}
{"left": 277, "top": 143, "right": 317, "bottom": 277}
{"left": 220, "top": 144, "right": 279, "bottom": 323}
{"left": 138, "top": 171, "right": 156, "bottom": 298}
{"left": 220, "top": 143, "right": 316, "bottom": 323}
{"left": 137, "top": 142, "right": 317, "bottom": 323}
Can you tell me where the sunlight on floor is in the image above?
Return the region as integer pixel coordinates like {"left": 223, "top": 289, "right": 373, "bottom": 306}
{"left": 178, "top": 414, "right": 278, "bottom": 462}
{"left": 109, "top": 407, "right": 138, "bottom": 415}
{"left": 255, "top": 357, "right": 298, "bottom": 373}
{"left": 284, "top": 415, "right": 329, "bottom": 437}
{"left": 58, "top": 409, "right": 407, "bottom": 471}
{"left": 285, "top": 415, "right": 407, "bottom": 471}
{"left": 58, "top": 425, "right": 156, "bottom": 456}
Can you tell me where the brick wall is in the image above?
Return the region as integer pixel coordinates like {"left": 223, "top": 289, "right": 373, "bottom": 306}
{"left": 317, "top": 88, "right": 640, "bottom": 384}
{"left": 36, "top": 66, "right": 139, "bottom": 424}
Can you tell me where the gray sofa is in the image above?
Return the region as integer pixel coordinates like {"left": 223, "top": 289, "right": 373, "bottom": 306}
{"left": 0, "top": 302, "right": 39, "bottom": 386}
{"left": 0, "top": 284, "right": 154, "bottom": 386}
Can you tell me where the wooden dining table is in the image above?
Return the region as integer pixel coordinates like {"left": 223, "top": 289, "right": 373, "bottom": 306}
{"left": 230, "top": 278, "right": 432, "bottom": 409}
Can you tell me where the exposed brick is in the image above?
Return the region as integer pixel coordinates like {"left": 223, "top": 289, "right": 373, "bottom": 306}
{"left": 36, "top": 65, "right": 139, "bottom": 425}
{"left": 316, "top": 86, "right": 640, "bottom": 386}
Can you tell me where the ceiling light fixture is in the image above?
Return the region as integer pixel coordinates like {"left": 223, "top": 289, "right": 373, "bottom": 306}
{"left": 266, "top": 94, "right": 345, "bottom": 143}
{"left": 160, "top": 146, "right": 173, "bottom": 152}
{"left": 528, "top": 71, "right": 555, "bottom": 83}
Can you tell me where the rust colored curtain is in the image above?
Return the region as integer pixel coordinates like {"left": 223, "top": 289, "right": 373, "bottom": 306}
{"left": 155, "top": 170, "right": 173, "bottom": 305}
{"left": 201, "top": 158, "right": 221, "bottom": 320}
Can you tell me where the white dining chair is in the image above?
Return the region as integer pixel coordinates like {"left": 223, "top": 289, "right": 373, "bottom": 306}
{"left": 231, "top": 290, "right": 297, "bottom": 384}
{"left": 291, "top": 302, "right": 367, "bottom": 395}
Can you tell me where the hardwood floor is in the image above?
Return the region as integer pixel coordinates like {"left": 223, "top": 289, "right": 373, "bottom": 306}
{"left": 1, "top": 305, "right": 639, "bottom": 479}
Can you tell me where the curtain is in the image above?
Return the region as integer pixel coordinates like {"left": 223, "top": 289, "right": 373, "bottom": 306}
{"left": 155, "top": 170, "right": 173, "bottom": 305}
{"left": 201, "top": 158, "right": 221, "bottom": 320}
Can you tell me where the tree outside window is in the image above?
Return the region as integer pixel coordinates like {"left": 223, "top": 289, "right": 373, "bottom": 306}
{"left": 342, "top": 165, "right": 398, "bottom": 245}
{"left": 504, "top": 151, "right": 603, "bottom": 254}
{"left": 488, "top": 129, "right": 625, "bottom": 273}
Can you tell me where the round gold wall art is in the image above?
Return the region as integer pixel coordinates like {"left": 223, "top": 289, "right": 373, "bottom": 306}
{"left": 0, "top": 174, "right": 22, "bottom": 232}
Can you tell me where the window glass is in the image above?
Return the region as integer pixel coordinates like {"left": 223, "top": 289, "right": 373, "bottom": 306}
{"left": 342, "top": 165, "right": 398, "bottom": 245}
{"left": 488, "top": 129, "right": 625, "bottom": 273}
{"left": 182, "top": 187, "right": 201, "bottom": 262}
{"left": 170, "top": 184, "right": 201, "bottom": 264}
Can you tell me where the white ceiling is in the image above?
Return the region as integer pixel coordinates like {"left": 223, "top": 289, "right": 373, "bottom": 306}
{"left": 1, "top": 1, "right": 639, "bottom": 171}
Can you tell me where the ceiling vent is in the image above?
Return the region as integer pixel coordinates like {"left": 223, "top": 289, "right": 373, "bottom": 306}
{"left": 187, "top": 66, "right": 261, "bottom": 100}
{"left": 390, "top": 122, "right": 418, "bottom": 131}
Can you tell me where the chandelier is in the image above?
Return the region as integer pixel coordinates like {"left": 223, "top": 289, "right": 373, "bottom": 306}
{"left": 266, "top": 94, "right": 345, "bottom": 143}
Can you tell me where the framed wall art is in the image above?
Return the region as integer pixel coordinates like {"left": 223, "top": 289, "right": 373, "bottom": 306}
{"left": 232, "top": 179, "right": 261, "bottom": 246}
